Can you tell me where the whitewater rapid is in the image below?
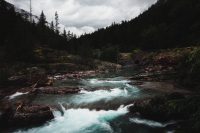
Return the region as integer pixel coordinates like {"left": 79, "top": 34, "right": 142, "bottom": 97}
{"left": 15, "top": 104, "right": 133, "bottom": 133}
{"left": 81, "top": 78, "right": 131, "bottom": 87}
{"left": 12, "top": 77, "right": 173, "bottom": 133}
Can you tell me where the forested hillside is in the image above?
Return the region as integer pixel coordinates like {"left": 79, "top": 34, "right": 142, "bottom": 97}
{"left": 70, "top": 0, "right": 200, "bottom": 52}
{"left": 0, "top": 0, "right": 71, "bottom": 62}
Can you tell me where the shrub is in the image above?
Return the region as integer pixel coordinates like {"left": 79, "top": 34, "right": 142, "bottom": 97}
{"left": 187, "top": 48, "right": 200, "bottom": 75}
{"left": 178, "top": 47, "right": 200, "bottom": 88}
{"left": 131, "top": 48, "right": 142, "bottom": 59}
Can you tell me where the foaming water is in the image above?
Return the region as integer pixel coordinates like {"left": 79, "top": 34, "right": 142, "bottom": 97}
{"left": 15, "top": 104, "right": 133, "bottom": 133}
{"left": 123, "top": 88, "right": 128, "bottom": 96}
{"left": 9, "top": 92, "right": 29, "bottom": 100}
{"left": 32, "top": 79, "right": 141, "bottom": 106}
{"left": 81, "top": 78, "right": 131, "bottom": 88}
{"left": 19, "top": 76, "right": 172, "bottom": 133}
{"left": 130, "top": 118, "right": 175, "bottom": 128}
{"left": 72, "top": 88, "right": 129, "bottom": 104}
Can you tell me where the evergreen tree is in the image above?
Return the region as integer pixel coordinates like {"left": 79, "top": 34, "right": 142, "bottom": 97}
{"left": 38, "top": 11, "right": 46, "bottom": 27}
{"left": 73, "top": 34, "right": 77, "bottom": 39}
{"left": 50, "top": 21, "right": 54, "bottom": 31}
{"left": 63, "top": 28, "right": 67, "bottom": 38}
{"left": 32, "top": 19, "right": 36, "bottom": 26}
{"left": 67, "top": 31, "right": 71, "bottom": 40}
{"left": 55, "top": 11, "right": 59, "bottom": 34}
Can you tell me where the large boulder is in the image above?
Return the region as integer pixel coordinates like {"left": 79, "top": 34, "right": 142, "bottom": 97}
{"left": 0, "top": 104, "right": 54, "bottom": 128}
{"left": 129, "top": 93, "right": 193, "bottom": 122}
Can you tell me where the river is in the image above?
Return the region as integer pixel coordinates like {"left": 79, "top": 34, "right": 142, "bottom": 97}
{"left": 12, "top": 70, "right": 175, "bottom": 133}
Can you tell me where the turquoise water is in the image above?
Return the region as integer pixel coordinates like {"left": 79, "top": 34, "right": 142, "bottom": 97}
{"left": 13, "top": 75, "right": 174, "bottom": 133}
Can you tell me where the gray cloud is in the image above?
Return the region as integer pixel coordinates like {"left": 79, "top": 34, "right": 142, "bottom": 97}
{"left": 6, "top": 0, "right": 157, "bottom": 35}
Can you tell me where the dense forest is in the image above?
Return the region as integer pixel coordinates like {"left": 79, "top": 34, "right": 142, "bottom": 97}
{"left": 0, "top": 0, "right": 75, "bottom": 62}
{"left": 69, "top": 0, "right": 200, "bottom": 53}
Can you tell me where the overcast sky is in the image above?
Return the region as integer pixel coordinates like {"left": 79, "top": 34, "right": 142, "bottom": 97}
{"left": 6, "top": 0, "right": 157, "bottom": 36}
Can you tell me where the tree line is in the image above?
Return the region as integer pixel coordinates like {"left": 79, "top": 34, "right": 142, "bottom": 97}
{"left": 0, "top": 0, "right": 76, "bottom": 62}
{"left": 69, "top": 0, "right": 200, "bottom": 53}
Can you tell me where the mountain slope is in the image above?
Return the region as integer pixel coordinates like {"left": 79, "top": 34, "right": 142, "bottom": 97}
{"left": 70, "top": 0, "right": 200, "bottom": 51}
{"left": 2, "top": 0, "right": 39, "bottom": 22}
{"left": 0, "top": 0, "right": 68, "bottom": 62}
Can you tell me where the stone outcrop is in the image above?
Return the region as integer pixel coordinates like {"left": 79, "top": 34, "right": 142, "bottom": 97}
{"left": 129, "top": 93, "right": 188, "bottom": 121}
{"left": 0, "top": 104, "right": 54, "bottom": 128}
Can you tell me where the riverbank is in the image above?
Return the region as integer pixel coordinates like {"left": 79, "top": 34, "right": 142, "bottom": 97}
{"left": 129, "top": 93, "right": 200, "bottom": 132}
{"left": 119, "top": 47, "right": 200, "bottom": 132}
{"left": 128, "top": 74, "right": 200, "bottom": 132}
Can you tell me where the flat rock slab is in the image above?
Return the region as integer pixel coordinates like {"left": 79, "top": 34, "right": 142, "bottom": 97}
{"left": 35, "top": 87, "right": 80, "bottom": 94}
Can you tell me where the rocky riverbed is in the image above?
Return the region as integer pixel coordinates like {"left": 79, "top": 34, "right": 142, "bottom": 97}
{"left": 0, "top": 65, "right": 199, "bottom": 133}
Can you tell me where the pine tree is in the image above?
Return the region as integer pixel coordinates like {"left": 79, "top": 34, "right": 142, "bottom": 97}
{"left": 32, "top": 19, "right": 36, "bottom": 27}
{"left": 38, "top": 11, "right": 47, "bottom": 27}
{"left": 73, "top": 34, "right": 77, "bottom": 39}
{"left": 63, "top": 28, "right": 67, "bottom": 38}
{"left": 67, "top": 31, "right": 71, "bottom": 40}
{"left": 32, "top": 19, "right": 35, "bottom": 24}
{"left": 50, "top": 21, "right": 54, "bottom": 31}
{"left": 55, "top": 11, "right": 59, "bottom": 34}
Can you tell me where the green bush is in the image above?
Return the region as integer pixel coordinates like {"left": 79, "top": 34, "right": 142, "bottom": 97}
{"left": 187, "top": 48, "right": 200, "bottom": 75}
{"left": 178, "top": 48, "right": 200, "bottom": 88}
{"left": 131, "top": 48, "right": 142, "bottom": 58}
